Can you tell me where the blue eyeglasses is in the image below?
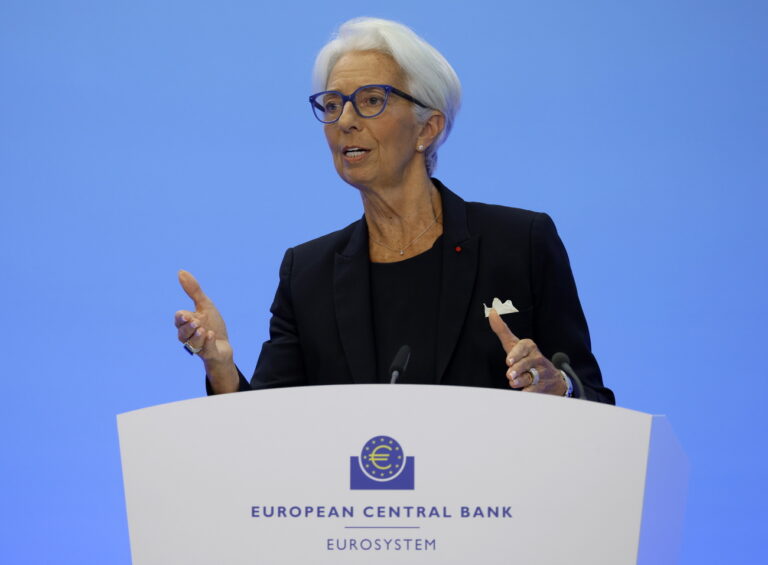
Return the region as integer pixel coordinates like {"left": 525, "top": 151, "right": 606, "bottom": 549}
{"left": 309, "top": 84, "right": 429, "bottom": 124}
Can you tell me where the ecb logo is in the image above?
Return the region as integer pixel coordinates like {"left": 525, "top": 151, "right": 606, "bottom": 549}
{"left": 350, "top": 435, "right": 415, "bottom": 490}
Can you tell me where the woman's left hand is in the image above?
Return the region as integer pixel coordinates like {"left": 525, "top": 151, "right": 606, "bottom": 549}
{"left": 488, "top": 309, "right": 567, "bottom": 396}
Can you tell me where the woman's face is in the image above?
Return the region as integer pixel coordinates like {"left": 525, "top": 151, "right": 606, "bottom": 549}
{"left": 323, "top": 50, "right": 426, "bottom": 191}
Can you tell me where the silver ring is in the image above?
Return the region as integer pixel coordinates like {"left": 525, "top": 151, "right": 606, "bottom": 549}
{"left": 183, "top": 341, "right": 202, "bottom": 355}
{"left": 528, "top": 367, "right": 540, "bottom": 386}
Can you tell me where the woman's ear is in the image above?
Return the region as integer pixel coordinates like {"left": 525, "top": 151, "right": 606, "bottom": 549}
{"left": 417, "top": 111, "right": 445, "bottom": 150}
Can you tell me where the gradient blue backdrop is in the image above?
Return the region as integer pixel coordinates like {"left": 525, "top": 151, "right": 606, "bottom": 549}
{"left": 2, "top": 1, "right": 766, "bottom": 563}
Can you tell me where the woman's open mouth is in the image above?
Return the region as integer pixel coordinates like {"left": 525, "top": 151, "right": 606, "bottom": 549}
{"left": 342, "top": 146, "right": 370, "bottom": 162}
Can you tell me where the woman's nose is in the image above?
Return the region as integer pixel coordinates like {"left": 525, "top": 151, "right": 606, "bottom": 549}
{"left": 337, "top": 100, "right": 360, "bottom": 129}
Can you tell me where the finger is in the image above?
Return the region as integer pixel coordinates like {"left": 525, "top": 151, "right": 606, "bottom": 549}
{"left": 506, "top": 338, "right": 538, "bottom": 367}
{"left": 177, "top": 320, "right": 199, "bottom": 343}
{"left": 174, "top": 310, "right": 198, "bottom": 328}
{"left": 507, "top": 354, "right": 541, "bottom": 385}
{"left": 184, "top": 326, "right": 207, "bottom": 353}
{"left": 178, "top": 270, "right": 211, "bottom": 310}
{"left": 488, "top": 309, "right": 519, "bottom": 354}
{"left": 508, "top": 371, "right": 535, "bottom": 390}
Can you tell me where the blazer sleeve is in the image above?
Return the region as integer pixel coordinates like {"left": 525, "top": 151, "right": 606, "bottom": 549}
{"left": 530, "top": 213, "right": 615, "bottom": 404}
{"left": 205, "top": 248, "right": 307, "bottom": 395}
{"left": 249, "top": 247, "right": 308, "bottom": 389}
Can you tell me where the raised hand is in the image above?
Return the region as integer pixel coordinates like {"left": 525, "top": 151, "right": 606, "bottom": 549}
{"left": 175, "top": 270, "right": 239, "bottom": 393}
{"left": 488, "top": 309, "right": 566, "bottom": 396}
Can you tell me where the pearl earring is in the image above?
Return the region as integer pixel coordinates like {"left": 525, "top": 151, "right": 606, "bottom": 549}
{"left": 417, "top": 144, "right": 425, "bottom": 152}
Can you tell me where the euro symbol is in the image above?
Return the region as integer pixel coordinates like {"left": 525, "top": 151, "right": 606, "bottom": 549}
{"left": 368, "top": 445, "right": 392, "bottom": 470}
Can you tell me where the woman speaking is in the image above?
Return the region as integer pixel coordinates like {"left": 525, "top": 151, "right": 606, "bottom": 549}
{"left": 173, "top": 17, "right": 614, "bottom": 404}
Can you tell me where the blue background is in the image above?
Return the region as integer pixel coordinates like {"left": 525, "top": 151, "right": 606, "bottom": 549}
{"left": 1, "top": 1, "right": 766, "bottom": 562}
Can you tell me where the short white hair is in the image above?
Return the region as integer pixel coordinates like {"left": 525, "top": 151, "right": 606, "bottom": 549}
{"left": 313, "top": 17, "right": 462, "bottom": 176}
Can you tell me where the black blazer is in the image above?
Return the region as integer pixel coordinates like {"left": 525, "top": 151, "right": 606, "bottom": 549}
{"left": 229, "top": 180, "right": 614, "bottom": 404}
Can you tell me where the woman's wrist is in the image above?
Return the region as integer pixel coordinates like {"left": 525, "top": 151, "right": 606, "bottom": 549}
{"left": 205, "top": 359, "right": 239, "bottom": 394}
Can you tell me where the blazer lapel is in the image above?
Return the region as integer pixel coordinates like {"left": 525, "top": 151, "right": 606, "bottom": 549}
{"left": 434, "top": 182, "right": 480, "bottom": 382}
{"left": 334, "top": 219, "right": 378, "bottom": 383}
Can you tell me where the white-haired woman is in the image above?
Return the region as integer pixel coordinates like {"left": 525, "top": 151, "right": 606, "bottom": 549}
{"left": 174, "top": 17, "right": 614, "bottom": 403}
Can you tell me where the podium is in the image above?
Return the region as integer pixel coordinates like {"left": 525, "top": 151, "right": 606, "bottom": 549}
{"left": 117, "top": 385, "right": 687, "bottom": 564}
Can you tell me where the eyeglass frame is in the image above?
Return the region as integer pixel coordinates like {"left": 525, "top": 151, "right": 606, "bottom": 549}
{"left": 308, "top": 84, "right": 430, "bottom": 124}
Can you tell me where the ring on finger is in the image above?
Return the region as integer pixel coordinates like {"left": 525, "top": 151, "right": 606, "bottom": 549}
{"left": 528, "top": 367, "right": 540, "bottom": 386}
{"left": 183, "top": 341, "right": 203, "bottom": 355}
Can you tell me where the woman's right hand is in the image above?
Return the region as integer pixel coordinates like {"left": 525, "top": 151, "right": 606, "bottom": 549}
{"left": 175, "top": 270, "right": 239, "bottom": 394}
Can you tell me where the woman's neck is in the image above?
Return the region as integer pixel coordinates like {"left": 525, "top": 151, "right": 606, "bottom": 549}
{"left": 361, "top": 175, "right": 444, "bottom": 263}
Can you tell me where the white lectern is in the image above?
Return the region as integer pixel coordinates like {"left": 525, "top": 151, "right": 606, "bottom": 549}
{"left": 118, "top": 385, "right": 687, "bottom": 564}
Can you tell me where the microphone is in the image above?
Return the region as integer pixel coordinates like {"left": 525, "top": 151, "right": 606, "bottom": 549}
{"left": 552, "top": 352, "right": 585, "bottom": 399}
{"left": 389, "top": 345, "right": 411, "bottom": 384}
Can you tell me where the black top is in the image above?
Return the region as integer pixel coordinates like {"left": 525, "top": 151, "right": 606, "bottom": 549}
{"left": 370, "top": 237, "right": 443, "bottom": 384}
{"left": 226, "top": 180, "right": 614, "bottom": 404}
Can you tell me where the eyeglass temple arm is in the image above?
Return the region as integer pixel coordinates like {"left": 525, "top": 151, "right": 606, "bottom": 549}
{"left": 390, "top": 87, "right": 429, "bottom": 109}
{"left": 309, "top": 97, "right": 326, "bottom": 112}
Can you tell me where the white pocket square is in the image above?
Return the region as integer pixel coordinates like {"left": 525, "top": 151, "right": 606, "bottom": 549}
{"left": 483, "top": 297, "right": 519, "bottom": 317}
